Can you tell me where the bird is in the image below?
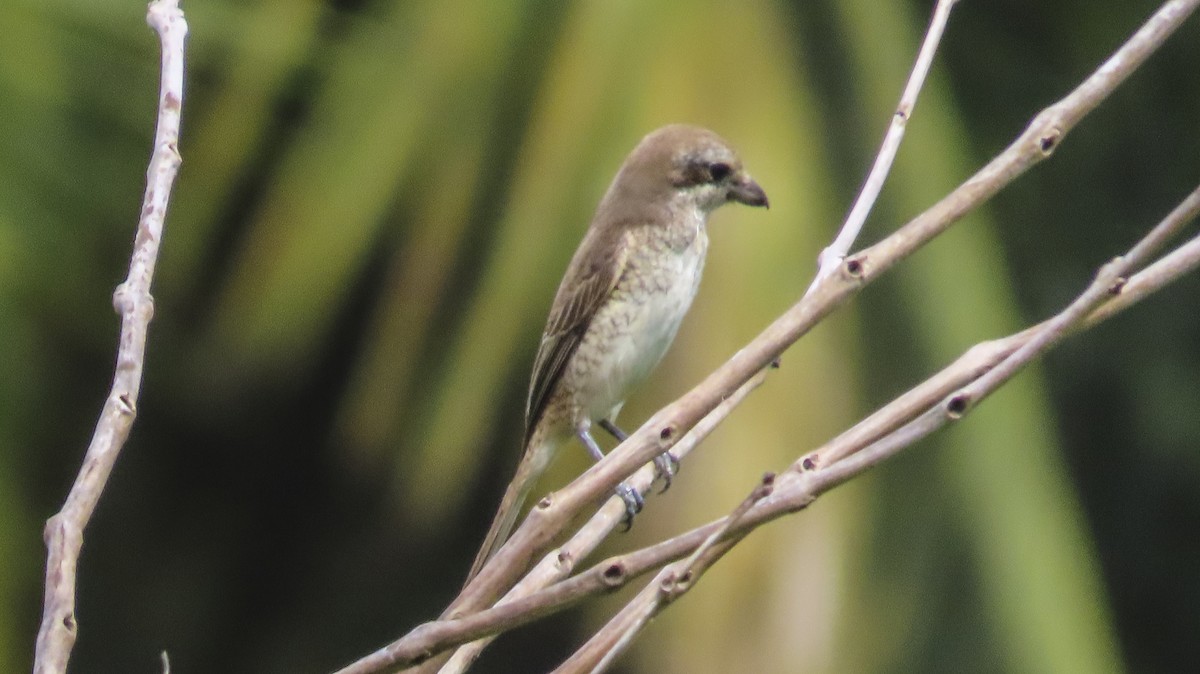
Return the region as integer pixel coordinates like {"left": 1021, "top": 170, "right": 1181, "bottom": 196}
{"left": 466, "top": 124, "right": 768, "bottom": 582}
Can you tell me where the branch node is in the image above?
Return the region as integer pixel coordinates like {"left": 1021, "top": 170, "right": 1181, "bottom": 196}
{"left": 43, "top": 514, "right": 62, "bottom": 544}
{"left": 1038, "top": 127, "right": 1063, "bottom": 155}
{"left": 759, "top": 471, "right": 776, "bottom": 492}
{"left": 675, "top": 569, "right": 694, "bottom": 590}
{"left": 658, "top": 571, "right": 680, "bottom": 597}
{"left": 658, "top": 424, "right": 676, "bottom": 443}
{"left": 946, "top": 392, "right": 971, "bottom": 418}
{"left": 117, "top": 393, "right": 137, "bottom": 416}
{"left": 844, "top": 254, "right": 866, "bottom": 279}
{"left": 601, "top": 561, "right": 628, "bottom": 587}
{"left": 112, "top": 283, "right": 133, "bottom": 314}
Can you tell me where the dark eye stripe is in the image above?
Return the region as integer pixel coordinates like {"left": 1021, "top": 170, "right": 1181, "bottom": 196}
{"left": 677, "top": 160, "right": 732, "bottom": 187}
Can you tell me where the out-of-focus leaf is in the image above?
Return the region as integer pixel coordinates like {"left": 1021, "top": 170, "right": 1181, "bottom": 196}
{"left": 334, "top": 123, "right": 488, "bottom": 468}
{"left": 161, "top": 0, "right": 326, "bottom": 294}
{"left": 207, "top": 0, "right": 528, "bottom": 369}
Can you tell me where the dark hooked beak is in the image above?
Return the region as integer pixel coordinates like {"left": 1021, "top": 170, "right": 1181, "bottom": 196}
{"left": 728, "top": 174, "right": 769, "bottom": 208}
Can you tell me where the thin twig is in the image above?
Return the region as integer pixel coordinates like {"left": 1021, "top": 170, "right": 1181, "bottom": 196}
{"left": 1089, "top": 230, "right": 1200, "bottom": 324}
{"left": 676, "top": 473, "right": 774, "bottom": 579}
{"left": 560, "top": 477, "right": 774, "bottom": 674}
{"left": 809, "top": 0, "right": 961, "bottom": 291}
{"left": 32, "top": 3, "right": 187, "bottom": 673}
{"left": 791, "top": 187, "right": 1200, "bottom": 502}
{"left": 801, "top": 183, "right": 1200, "bottom": 470}
{"left": 340, "top": 515, "right": 727, "bottom": 671}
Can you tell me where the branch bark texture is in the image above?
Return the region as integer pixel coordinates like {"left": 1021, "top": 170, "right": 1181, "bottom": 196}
{"left": 33, "top": 2, "right": 188, "bottom": 672}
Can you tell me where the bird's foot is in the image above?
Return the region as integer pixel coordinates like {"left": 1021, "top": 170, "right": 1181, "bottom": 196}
{"left": 615, "top": 482, "right": 644, "bottom": 531}
{"left": 653, "top": 451, "right": 679, "bottom": 493}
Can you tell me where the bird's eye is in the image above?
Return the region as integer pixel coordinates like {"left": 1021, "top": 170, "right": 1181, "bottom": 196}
{"left": 708, "top": 162, "right": 732, "bottom": 182}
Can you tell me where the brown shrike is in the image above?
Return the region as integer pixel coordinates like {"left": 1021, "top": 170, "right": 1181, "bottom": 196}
{"left": 467, "top": 124, "right": 768, "bottom": 581}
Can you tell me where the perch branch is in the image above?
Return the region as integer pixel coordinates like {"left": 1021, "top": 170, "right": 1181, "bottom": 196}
{"left": 330, "top": 1, "right": 1198, "bottom": 671}
{"left": 555, "top": 475, "right": 774, "bottom": 674}
{"left": 551, "top": 182, "right": 1200, "bottom": 670}
{"left": 339, "top": 182, "right": 1199, "bottom": 671}
{"left": 332, "top": 369, "right": 771, "bottom": 674}
{"left": 442, "top": 0, "right": 1198, "bottom": 630}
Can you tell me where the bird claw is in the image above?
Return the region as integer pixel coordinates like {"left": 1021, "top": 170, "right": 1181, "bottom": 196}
{"left": 653, "top": 451, "right": 679, "bottom": 493}
{"left": 616, "top": 482, "right": 643, "bottom": 531}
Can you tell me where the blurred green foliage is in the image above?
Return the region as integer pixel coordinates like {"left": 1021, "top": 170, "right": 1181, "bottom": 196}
{"left": 2, "top": 0, "right": 1198, "bottom": 672}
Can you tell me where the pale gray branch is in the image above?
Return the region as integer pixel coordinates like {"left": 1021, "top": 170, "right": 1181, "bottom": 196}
{"left": 347, "top": 180, "right": 1200, "bottom": 673}
{"left": 553, "top": 180, "right": 1200, "bottom": 671}
{"left": 329, "top": 2, "right": 1199, "bottom": 672}
{"left": 555, "top": 477, "right": 771, "bottom": 674}
{"left": 804, "top": 182, "right": 1200, "bottom": 469}
{"left": 810, "top": 0, "right": 961, "bottom": 290}
{"left": 439, "top": 0, "right": 1198, "bottom": 638}
{"left": 332, "top": 369, "right": 771, "bottom": 674}
{"left": 435, "top": 366, "right": 770, "bottom": 674}
{"left": 33, "top": 2, "right": 187, "bottom": 672}
{"left": 1090, "top": 229, "right": 1200, "bottom": 324}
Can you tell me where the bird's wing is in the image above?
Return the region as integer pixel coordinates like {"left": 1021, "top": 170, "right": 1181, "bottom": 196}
{"left": 524, "top": 229, "right": 631, "bottom": 445}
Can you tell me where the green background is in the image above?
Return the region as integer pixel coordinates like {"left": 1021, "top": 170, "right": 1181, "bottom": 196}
{"left": 2, "top": 0, "right": 1198, "bottom": 672}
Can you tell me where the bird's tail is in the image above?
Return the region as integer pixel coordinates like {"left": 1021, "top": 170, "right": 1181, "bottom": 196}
{"left": 464, "top": 476, "right": 533, "bottom": 584}
{"left": 464, "top": 435, "right": 557, "bottom": 585}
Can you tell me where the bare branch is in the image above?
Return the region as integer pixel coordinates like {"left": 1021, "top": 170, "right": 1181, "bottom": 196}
{"left": 344, "top": 182, "right": 1199, "bottom": 672}
{"left": 557, "top": 476, "right": 774, "bottom": 674}
{"left": 809, "top": 0, "right": 961, "bottom": 290}
{"left": 328, "top": 2, "right": 1199, "bottom": 671}
{"left": 549, "top": 181, "right": 1200, "bottom": 669}
{"left": 804, "top": 182, "right": 1200, "bottom": 470}
{"left": 439, "top": 0, "right": 1199, "bottom": 633}
{"left": 1089, "top": 229, "right": 1200, "bottom": 324}
{"left": 332, "top": 369, "right": 771, "bottom": 674}
{"left": 33, "top": 2, "right": 187, "bottom": 672}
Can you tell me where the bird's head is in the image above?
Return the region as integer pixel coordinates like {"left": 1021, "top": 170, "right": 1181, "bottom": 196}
{"left": 611, "top": 124, "right": 769, "bottom": 217}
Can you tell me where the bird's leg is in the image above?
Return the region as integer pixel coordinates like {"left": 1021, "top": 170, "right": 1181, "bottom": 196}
{"left": 598, "top": 418, "right": 678, "bottom": 492}
{"left": 597, "top": 418, "right": 628, "bottom": 442}
{"left": 577, "top": 425, "right": 642, "bottom": 530}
